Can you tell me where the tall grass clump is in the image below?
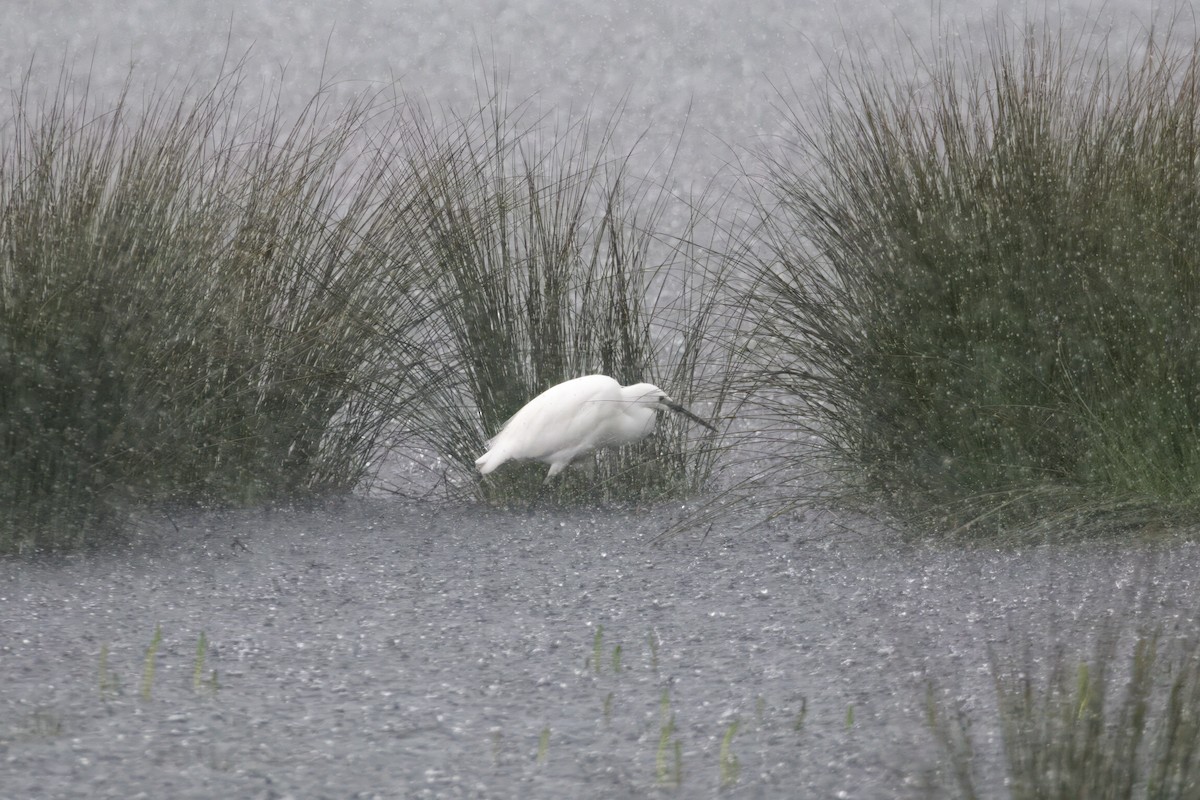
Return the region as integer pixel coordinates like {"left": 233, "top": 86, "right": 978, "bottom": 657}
{"left": 0, "top": 62, "right": 429, "bottom": 552}
{"left": 749, "top": 25, "right": 1200, "bottom": 531}
{"left": 928, "top": 629, "right": 1200, "bottom": 798}
{"left": 386, "top": 89, "right": 735, "bottom": 504}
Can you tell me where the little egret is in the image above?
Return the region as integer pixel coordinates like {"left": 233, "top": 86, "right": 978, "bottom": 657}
{"left": 475, "top": 374, "right": 718, "bottom": 483}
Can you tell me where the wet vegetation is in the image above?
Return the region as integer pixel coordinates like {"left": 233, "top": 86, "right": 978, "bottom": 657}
{"left": 11, "top": 26, "right": 1200, "bottom": 548}
{"left": 748, "top": 26, "right": 1200, "bottom": 534}
{"left": 928, "top": 626, "right": 1200, "bottom": 799}
{"left": 0, "top": 64, "right": 736, "bottom": 552}
{"left": 0, "top": 65, "right": 432, "bottom": 551}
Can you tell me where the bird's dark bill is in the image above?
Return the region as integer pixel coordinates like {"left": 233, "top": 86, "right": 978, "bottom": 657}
{"left": 664, "top": 401, "right": 718, "bottom": 431}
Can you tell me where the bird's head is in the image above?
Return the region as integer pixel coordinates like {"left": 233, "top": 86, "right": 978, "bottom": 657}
{"left": 624, "top": 383, "right": 718, "bottom": 432}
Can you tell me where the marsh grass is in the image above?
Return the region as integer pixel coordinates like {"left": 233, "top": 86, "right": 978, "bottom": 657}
{"left": 929, "top": 628, "right": 1200, "bottom": 799}
{"left": 2, "top": 54, "right": 738, "bottom": 548}
{"left": 0, "top": 60, "right": 432, "bottom": 552}
{"left": 748, "top": 24, "right": 1200, "bottom": 532}
{"left": 387, "top": 85, "right": 737, "bottom": 505}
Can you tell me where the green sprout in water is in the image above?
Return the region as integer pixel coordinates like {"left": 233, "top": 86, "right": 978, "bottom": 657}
{"left": 1076, "top": 663, "right": 1091, "bottom": 719}
{"left": 193, "top": 631, "right": 207, "bottom": 690}
{"left": 192, "top": 631, "right": 218, "bottom": 693}
{"left": 537, "top": 726, "right": 550, "bottom": 764}
{"left": 657, "top": 689, "right": 682, "bottom": 787}
{"left": 141, "top": 624, "right": 162, "bottom": 700}
{"left": 591, "top": 625, "right": 604, "bottom": 673}
{"left": 611, "top": 643, "right": 622, "bottom": 673}
{"left": 719, "top": 718, "right": 741, "bottom": 789}
{"left": 794, "top": 697, "right": 808, "bottom": 732}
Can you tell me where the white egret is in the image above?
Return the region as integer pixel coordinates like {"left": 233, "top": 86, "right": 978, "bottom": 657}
{"left": 475, "top": 374, "right": 718, "bottom": 484}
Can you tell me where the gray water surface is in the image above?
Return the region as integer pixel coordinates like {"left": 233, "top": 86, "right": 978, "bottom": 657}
{"left": 4, "top": 499, "right": 1196, "bottom": 798}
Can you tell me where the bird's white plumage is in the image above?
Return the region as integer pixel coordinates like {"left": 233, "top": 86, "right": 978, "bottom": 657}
{"left": 474, "top": 374, "right": 710, "bottom": 483}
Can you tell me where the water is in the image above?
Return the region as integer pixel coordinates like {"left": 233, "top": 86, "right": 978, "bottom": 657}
{"left": 5, "top": 498, "right": 1195, "bottom": 798}
{"left": 1, "top": 1, "right": 1194, "bottom": 797}
{"left": 4, "top": 1, "right": 1164, "bottom": 195}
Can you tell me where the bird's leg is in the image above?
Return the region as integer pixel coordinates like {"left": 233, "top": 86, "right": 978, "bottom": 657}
{"left": 529, "top": 461, "right": 571, "bottom": 514}
{"left": 527, "top": 472, "right": 554, "bottom": 515}
{"left": 526, "top": 482, "right": 543, "bottom": 515}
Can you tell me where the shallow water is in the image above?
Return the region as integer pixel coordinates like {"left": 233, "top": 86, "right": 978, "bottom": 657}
{"left": 4, "top": 497, "right": 1197, "bottom": 798}
{"left": 2, "top": 1, "right": 1195, "bottom": 797}
{"left": 3, "top": 0, "right": 1172, "bottom": 198}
